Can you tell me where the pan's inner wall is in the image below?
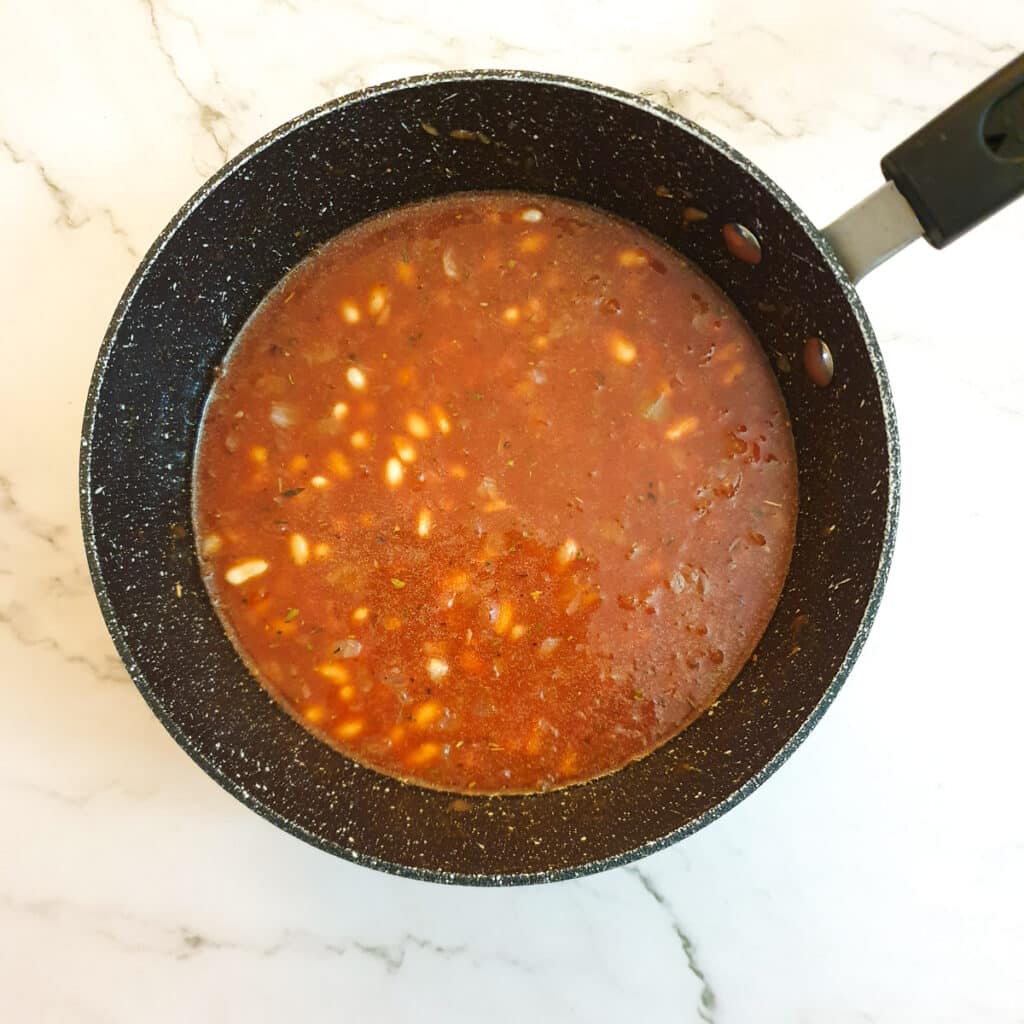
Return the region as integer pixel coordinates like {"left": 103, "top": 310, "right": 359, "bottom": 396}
{"left": 84, "top": 75, "right": 893, "bottom": 881}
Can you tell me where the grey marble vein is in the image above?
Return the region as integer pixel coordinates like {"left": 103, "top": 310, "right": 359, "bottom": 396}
{"left": 638, "top": 78, "right": 795, "bottom": 140}
{"left": 6, "top": 780, "right": 130, "bottom": 809}
{"left": 0, "top": 599, "right": 129, "bottom": 687}
{"left": 898, "top": 8, "right": 1021, "bottom": 59}
{"left": 0, "top": 139, "right": 138, "bottom": 257}
{"left": 0, "top": 473, "right": 73, "bottom": 555}
{"left": 1, "top": 138, "right": 86, "bottom": 229}
{"left": 174, "top": 926, "right": 472, "bottom": 968}
{"left": 0, "top": 890, "right": 543, "bottom": 981}
{"left": 139, "top": 0, "right": 234, "bottom": 163}
{"left": 628, "top": 867, "right": 717, "bottom": 1023}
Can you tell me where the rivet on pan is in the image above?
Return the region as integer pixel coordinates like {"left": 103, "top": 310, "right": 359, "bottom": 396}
{"left": 803, "top": 337, "right": 834, "bottom": 387}
{"left": 722, "top": 222, "right": 762, "bottom": 265}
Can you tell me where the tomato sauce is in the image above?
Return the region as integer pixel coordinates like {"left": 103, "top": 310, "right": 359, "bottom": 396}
{"left": 193, "top": 192, "right": 797, "bottom": 794}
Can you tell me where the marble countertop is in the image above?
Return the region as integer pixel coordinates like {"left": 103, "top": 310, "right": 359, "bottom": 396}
{"left": 2, "top": 1, "right": 1023, "bottom": 1020}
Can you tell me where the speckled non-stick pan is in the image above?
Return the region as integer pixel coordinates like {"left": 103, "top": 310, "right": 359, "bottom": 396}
{"left": 81, "top": 62, "right": 1024, "bottom": 884}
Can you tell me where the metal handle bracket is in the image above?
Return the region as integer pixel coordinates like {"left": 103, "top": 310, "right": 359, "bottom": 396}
{"left": 821, "top": 181, "right": 925, "bottom": 284}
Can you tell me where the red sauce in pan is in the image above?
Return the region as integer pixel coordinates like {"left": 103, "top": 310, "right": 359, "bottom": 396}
{"left": 193, "top": 192, "right": 797, "bottom": 794}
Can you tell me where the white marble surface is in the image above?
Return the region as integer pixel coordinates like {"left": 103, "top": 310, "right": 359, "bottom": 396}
{"left": 2, "top": 1, "right": 1023, "bottom": 1020}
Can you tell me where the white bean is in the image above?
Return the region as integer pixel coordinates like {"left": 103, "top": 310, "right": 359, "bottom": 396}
{"left": 225, "top": 559, "right": 269, "bottom": 586}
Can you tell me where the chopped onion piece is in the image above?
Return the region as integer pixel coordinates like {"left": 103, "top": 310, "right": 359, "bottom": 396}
{"left": 334, "top": 637, "right": 363, "bottom": 659}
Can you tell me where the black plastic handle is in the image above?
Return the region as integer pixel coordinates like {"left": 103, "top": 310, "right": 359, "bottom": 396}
{"left": 881, "top": 53, "right": 1024, "bottom": 248}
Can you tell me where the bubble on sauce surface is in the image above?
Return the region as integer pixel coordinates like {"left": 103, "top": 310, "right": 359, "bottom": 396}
{"left": 803, "top": 337, "right": 835, "bottom": 387}
{"left": 722, "top": 222, "right": 762, "bottom": 265}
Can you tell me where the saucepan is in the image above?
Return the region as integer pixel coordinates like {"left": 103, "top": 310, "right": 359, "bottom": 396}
{"left": 81, "top": 57, "right": 1024, "bottom": 884}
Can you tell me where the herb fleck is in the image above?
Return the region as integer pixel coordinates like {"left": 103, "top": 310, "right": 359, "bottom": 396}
{"left": 391, "top": 577, "right": 407, "bottom": 589}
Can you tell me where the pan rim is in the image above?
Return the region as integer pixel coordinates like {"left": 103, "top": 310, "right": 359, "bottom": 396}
{"left": 80, "top": 68, "right": 900, "bottom": 886}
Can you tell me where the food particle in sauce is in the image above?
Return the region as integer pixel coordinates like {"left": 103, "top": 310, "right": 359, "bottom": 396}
{"left": 194, "top": 192, "right": 797, "bottom": 795}
{"left": 224, "top": 558, "right": 269, "bottom": 586}
{"left": 609, "top": 332, "right": 638, "bottom": 365}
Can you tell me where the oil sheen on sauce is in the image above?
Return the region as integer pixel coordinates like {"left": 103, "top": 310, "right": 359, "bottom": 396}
{"left": 193, "top": 192, "right": 798, "bottom": 795}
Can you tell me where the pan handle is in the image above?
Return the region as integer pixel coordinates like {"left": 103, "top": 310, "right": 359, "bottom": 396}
{"left": 822, "top": 52, "right": 1024, "bottom": 283}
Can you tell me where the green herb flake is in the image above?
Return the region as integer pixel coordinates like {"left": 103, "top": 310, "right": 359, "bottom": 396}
{"left": 468, "top": 390, "right": 484, "bottom": 401}
{"left": 284, "top": 607, "right": 299, "bottom": 622}
{"left": 391, "top": 577, "right": 407, "bottom": 589}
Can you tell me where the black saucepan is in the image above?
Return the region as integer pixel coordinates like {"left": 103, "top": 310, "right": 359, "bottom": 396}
{"left": 81, "top": 59, "right": 1024, "bottom": 884}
